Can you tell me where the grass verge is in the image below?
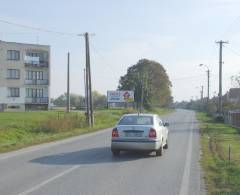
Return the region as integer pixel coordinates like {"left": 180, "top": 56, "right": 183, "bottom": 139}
{"left": 197, "top": 112, "right": 240, "bottom": 195}
{"left": 149, "top": 107, "right": 174, "bottom": 116}
{"left": 0, "top": 108, "right": 174, "bottom": 153}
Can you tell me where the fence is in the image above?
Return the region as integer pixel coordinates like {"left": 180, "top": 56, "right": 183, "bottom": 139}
{"left": 227, "top": 110, "right": 240, "bottom": 128}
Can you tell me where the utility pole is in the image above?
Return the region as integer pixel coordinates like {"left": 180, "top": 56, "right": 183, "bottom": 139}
{"left": 201, "top": 85, "right": 204, "bottom": 101}
{"left": 207, "top": 69, "right": 210, "bottom": 106}
{"left": 85, "top": 34, "right": 90, "bottom": 126}
{"left": 66, "top": 52, "right": 70, "bottom": 113}
{"left": 216, "top": 40, "right": 229, "bottom": 114}
{"left": 139, "top": 71, "right": 148, "bottom": 113}
{"left": 199, "top": 64, "right": 210, "bottom": 110}
{"left": 84, "top": 68, "right": 87, "bottom": 112}
{"left": 84, "top": 32, "right": 94, "bottom": 126}
{"left": 140, "top": 79, "right": 144, "bottom": 112}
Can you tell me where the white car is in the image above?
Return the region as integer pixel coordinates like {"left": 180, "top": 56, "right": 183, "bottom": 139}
{"left": 111, "top": 113, "right": 169, "bottom": 156}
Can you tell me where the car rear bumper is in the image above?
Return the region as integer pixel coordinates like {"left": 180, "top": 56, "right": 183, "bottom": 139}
{"left": 111, "top": 139, "right": 162, "bottom": 151}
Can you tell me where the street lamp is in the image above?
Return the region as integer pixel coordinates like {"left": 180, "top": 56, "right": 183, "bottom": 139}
{"left": 199, "top": 64, "right": 210, "bottom": 110}
{"left": 196, "top": 86, "right": 204, "bottom": 101}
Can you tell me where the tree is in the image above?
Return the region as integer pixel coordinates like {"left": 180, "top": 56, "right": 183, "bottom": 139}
{"left": 52, "top": 91, "right": 107, "bottom": 109}
{"left": 92, "top": 90, "right": 107, "bottom": 108}
{"left": 70, "top": 94, "right": 85, "bottom": 109}
{"left": 52, "top": 93, "right": 84, "bottom": 108}
{"left": 118, "top": 59, "right": 172, "bottom": 109}
{"left": 231, "top": 72, "right": 240, "bottom": 87}
{"left": 53, "top": 94, "right": 67, "bottom": 107}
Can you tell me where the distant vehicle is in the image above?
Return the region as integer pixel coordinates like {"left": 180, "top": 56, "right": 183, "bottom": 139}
{"left": 111, "top": 113, "right": 169, "bottom": 156}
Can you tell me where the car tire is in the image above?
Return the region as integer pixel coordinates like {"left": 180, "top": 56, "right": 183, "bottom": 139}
{"left": 163, "top": 139, "right": 168, "bottom": 149}
{"left": 112, "top": 150, "right": 120, "bottom": 156}
{"left": 156, "top": 144, "right": 163, "bottom": 156}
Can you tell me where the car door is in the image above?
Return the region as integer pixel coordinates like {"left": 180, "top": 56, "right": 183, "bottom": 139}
{"left": 157, "top": 116, "right": 167, "bottom": 144}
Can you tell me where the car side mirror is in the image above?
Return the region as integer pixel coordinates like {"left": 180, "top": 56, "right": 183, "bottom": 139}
{"left": 164, "top": 122, "right": 169, "bottom": 127}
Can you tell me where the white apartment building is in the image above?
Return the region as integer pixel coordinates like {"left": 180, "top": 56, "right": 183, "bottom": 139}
{"left": 0, "top": 40, "right": 50, "bottom": 111}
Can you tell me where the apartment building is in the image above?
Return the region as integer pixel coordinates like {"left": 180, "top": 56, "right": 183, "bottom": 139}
{"left": 0, "top": 40, "right": 50, "bottom": 111}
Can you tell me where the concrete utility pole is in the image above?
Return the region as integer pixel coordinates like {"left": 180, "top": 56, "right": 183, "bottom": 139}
{"left": 66, "top": 52, "right": 70, "bottom": 113}
{"left": 85, "top": 34, "right": 90, "bottom": 126}
{"left": 84, "top": 68, "right": 87, "bottom": 112}
{"left": 140, "top": 79, "right": 144, "bottom": 112}
{"left": 207, "top": 69, "right": 210, "bottom": 105}
{"left": 201, "top": 85, "right": 204, "bottom": 101}
{"left": 216, "top": 40, "right": 229, "bottom": 114}
{"left": 139, "top": 71, "right": 148, "bottom": 113}
{"left": 199, "top": 64, "right": 210, "bottom": 109}
{"left": 84, "top": 32, "right": 94, "bottom": 126}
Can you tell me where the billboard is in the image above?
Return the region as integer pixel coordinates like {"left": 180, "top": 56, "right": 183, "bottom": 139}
{"left": 107, "top": 90, "right": 134, "bottom": 103}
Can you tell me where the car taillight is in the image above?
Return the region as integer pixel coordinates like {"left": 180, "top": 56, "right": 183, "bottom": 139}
{"left": 112, "top": 128, "right": 119, "bottom": 138}
{"left": 149, "top": 128, "right": 156, "bottom": 138}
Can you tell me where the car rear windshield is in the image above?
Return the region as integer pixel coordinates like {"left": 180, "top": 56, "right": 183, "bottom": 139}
{"left": 118, "top": 115, "right": 153, "bottom": 125}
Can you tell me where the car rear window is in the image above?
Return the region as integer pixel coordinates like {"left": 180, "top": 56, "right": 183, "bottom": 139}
{"left": 118, "top": 115, "right": 153, "bottom": 125}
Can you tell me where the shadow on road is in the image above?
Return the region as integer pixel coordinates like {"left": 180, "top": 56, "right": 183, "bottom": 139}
{"left": 30, "top": 147, "right": 155, "bottom": 166}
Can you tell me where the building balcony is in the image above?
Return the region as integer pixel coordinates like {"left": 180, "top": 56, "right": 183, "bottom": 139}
{"left": 25, "top": 97, "right": 49, "bottom": 104}
{"left": 25, "top": 79, "right": 49, "bottom": 85}
{"left": 24, "top": 55, "right": 49, "bottom": 68}
{"left": 24, "top": 61, "right": 49, "bottom": 68}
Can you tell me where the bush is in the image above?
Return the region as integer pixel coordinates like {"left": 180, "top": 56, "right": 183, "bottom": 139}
{"left": 123, "top": 107, "right": 136, "bottom": 114}
{"left": 214, "top": 115, "right": 224, "bottom": 123}
{"left": 37, "top": 113, "right": 86, "bottom": 133}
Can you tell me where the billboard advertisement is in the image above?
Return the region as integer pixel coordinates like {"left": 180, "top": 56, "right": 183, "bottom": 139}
{"left": 107, "top": 90, "right": 134, "bottom": 103}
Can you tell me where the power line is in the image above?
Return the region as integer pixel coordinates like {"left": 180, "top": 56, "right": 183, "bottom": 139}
{"left": 0, "top": 32, "right": 38, "bottom": 35}
{"left": 221, "top": 15, "right": 240, "bottom": 39}
{"left": 90, "top": 42, "right": 210, "bottom": 82}
{"left": 171, "top": 74, "right": 205, "bottom": 81}
{"left": 89, "top": 42, "right": 114, "bottom": 70}
{"left": 0, "top": 19, "right": 77, "bottom": 36}
{"left": 223, "top": 45, "right": 240, "bottom": 57}
{"left": 89, "top": 42, "right": 125, "bottom": 77}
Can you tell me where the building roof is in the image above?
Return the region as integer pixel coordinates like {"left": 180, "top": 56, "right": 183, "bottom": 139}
{"left": 228, "top": 88, "right": 240, "bottom": 99}
{"left": 0, "top": 40, "right": 50, "bottom": 48}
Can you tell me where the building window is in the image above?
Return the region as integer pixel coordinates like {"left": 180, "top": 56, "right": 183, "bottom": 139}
{"left": 7, "top": 69, "right": 20, "bottom": 79}
{"left": 8, "top": 88, "right": 20, "bottom": 97}
{"left": 7, "top": 50, "right": 20, "bottom": 60}
{"left": 27, "top": 71, "right": 32, "bottom": 80}
{"left": 26, "top": 88, "right": 44, "bottom": 98}
{"left": 26, "top": 71, "right": 44, "bottom": 80}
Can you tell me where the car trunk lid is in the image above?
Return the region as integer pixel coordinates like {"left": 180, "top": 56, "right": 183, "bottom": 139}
{"left": 116, "top": 125, "right": 152, "bottom": 139}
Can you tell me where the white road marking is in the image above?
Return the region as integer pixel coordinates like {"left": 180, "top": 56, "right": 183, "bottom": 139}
{"left": 18, "top": 165, "right": 80, "bottom": 195}
{"left": 0, "top": 128, "right": 111, "bottom": 161}
{"left": 179, "top": 115, "right": 194, "bottom": 195}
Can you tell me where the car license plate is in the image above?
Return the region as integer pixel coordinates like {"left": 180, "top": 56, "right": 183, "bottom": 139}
{"left": 125, "top": 132, "right": 142, "bottom": 137}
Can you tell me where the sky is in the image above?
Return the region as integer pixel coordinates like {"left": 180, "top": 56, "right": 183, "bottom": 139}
{"left": 0, "top": 0, "right": 240, "bottom": 102}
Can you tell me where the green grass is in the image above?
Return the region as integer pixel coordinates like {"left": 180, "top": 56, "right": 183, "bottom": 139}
{"left": 0, "top": 108, "right": 174, "bottom": 153}
{"left": 197, "top": 112, "right": 240, "bottom": 195}
{"left": 0, "top": 110, "right": 124, "bottom": 153}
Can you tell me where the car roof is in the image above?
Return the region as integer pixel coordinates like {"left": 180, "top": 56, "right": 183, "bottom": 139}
{"left": 122, "top": 113, "right": 157, "bottom": 117}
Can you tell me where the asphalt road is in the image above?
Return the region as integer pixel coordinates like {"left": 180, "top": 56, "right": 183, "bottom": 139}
{"left": 0, "top": 109, "right": 204, "bottom": 195}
